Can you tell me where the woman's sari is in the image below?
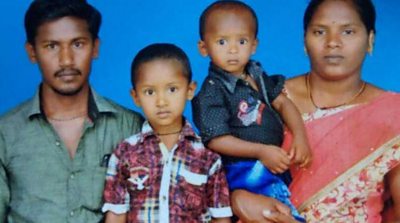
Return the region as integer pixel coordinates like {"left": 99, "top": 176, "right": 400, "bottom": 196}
{"left": 285, "top": 92, "right": 400, "bottom": 222}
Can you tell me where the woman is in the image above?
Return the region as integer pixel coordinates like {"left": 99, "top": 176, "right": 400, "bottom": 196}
{"left": 232, "top": 0, "right": 400, "bottom": 222}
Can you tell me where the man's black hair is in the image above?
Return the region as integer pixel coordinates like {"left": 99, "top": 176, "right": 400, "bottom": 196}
{"left": 25, "top": 0, "right": 101, "bottom": 45}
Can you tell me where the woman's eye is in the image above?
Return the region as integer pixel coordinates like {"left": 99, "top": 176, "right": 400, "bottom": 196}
{"left": 343, "top": 29, "right": 355, "bottom": 35}
{"left": 313, "top": 29, "right": 325, "bottom": 36}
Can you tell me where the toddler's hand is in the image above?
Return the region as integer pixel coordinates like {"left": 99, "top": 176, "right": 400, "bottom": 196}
{"left": 288, "top": 136, "right": 312, "bottom": 168}
{"left": 257, "top": 145, "right": 291, "bottom": 174}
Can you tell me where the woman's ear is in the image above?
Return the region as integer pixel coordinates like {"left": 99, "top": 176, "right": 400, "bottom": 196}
{"left": 367, "top": 31, "right": 375, "bottom": 55}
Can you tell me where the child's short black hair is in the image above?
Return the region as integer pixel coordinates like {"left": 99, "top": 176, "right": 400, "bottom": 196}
{"left": 24, "top": 0, "right": 101, "bottom": 45}
{"left": 199, "top": 0, "right": 258, "bottom": 40}
{"left": 131, "top": 43, "right": 193, "bottom": 89}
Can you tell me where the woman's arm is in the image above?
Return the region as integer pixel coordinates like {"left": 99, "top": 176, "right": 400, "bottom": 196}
{"left": 231, "top": 189, "right": 294, "bottom": 223}
{"left": 386, "top": 164, "right": 400, "bottom": 220}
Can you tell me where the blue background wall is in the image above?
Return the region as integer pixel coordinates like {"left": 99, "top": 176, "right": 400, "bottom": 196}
{"left": 1, "top": 1, "right": 399, "bottom": 118}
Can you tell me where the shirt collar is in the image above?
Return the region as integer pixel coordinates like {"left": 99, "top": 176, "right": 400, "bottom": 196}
{"left": 208, "top": 60, "right": 264, "bottom": 94}
{"left": 139, "top": 118, "right": 200, "bottom": 143}
{"left": 27, "top": 85, "right": 118, "bottom": 120}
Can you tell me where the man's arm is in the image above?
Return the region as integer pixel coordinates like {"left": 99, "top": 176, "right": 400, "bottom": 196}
{"left": 0, "top": 132, "right": 10, "bottom": 221}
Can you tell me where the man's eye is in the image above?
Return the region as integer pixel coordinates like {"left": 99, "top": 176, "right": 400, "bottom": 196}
{"left": 73, "top": 41, "right": 84, "bottom": 48}
{"left": 217, "top": 39, "right": 227, "bottom": 45}
{"left": 45, "top": 43, "right": 57, "bottom": 50}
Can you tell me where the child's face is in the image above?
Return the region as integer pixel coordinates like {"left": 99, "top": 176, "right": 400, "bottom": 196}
{"left": 131, "top": 59, "right": 196, "bottom": 133}
{"left": 198, "top": 8, "right": 258, "bottom": 75}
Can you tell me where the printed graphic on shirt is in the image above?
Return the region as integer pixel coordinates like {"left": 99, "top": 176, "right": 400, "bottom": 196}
{"left": 237, "top": 97, "right": 265, "bottom": 126}
{"left": 128, "top": 166, "right": 150, "bottom": 190}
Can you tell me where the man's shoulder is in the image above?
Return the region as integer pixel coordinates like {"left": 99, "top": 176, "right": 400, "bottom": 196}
{"left": 96, "top": 95, "right": 143, "bottom": 121}
{"left": 0, "top": 98, "right": 33, "bottom": 126}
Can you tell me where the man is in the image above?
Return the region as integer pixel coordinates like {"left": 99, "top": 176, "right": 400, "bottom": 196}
{"left": 0, "top": 0, "right": 143, "bottom": 222}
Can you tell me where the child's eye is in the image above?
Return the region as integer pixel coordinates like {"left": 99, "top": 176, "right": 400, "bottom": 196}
{"left": 239, "top": 39, "right": 248, "bottom": 45}
{"left": 168, "top": 86, "right": 177, "bottom": 93}
{"left": 217, "top": 39, "right": 227, "bottom": 45}
{"left": 144, "top": 89, "right": 154, "bottom": 95}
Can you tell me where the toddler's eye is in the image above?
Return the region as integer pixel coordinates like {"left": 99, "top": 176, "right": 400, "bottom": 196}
{"left": 217, "top": 39, "right": 227, "bottom": 45}
{"left": 239, "top": 39, "right": 248, "bottom": 45}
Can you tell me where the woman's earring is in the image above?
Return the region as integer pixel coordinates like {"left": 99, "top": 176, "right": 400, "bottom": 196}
{"left": 304, "top": 47, "right": 308, "bottom": 56}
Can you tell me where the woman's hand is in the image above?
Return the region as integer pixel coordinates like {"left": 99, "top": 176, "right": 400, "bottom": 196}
{"left": 231, "top": 190, "right": 296, "bottom": 223}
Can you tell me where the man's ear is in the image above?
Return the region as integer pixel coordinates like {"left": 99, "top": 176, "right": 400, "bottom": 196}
{"left": 130, "top": 89, "right": 141, "bottom": 107}
{"left": 92, "top": 38, "right": 100, "bottom": 59}
{"left": 25, "top": 42, "right": 37, "bottom": 63}
{"left": 198, "top": 40, "right": 208, "bottom": 57}
{"left": 187, "top": 81, "right": 197, "bottom": 100}
{"left": 251, "top": 38, "right": 259, "bottom": 55}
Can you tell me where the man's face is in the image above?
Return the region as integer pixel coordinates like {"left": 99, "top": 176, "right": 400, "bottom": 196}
{"left": 26, "top": 16, "right": 99, "bottom": 96}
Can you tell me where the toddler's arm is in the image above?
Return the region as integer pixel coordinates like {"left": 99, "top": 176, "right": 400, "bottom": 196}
{"left": 272, "top": 93, "right": 311, "bottom": 167}
{"left": 209, "top": 136, "right": 290, "bottom": 174}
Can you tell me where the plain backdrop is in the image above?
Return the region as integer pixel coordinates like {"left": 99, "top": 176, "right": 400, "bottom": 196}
{"left": 1, "top": 1, "right": 399, "bottom": 120}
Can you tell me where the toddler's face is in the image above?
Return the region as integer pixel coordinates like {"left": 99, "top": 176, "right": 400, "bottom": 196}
{"left": 131, "top": 59, "right": 196, "bottom": 134}
{"left": 198, "top": 8, "right": 258, "bottom": 76}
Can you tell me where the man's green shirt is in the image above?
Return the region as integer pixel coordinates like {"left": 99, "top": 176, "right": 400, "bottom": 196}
{"left": 0, "top": 88, "right": 143, "bottom": 223}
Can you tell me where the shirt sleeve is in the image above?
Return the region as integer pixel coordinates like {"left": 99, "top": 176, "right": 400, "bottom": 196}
{"left": 0, "top": 131, "right": 10, "bottom": 222}
{"left": 102, "top": 142, "right": 130, "bottom": 214}
{"left": 263, "top": 74, "right": 286, "bottom": 103}
{"left": 206, "top": 155, "right": 232, "bottom": 218}
{"left": 192, "top": 79, "right": 231, "bottom": 144}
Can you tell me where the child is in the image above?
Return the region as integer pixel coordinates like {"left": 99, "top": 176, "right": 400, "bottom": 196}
{"left": 192, "top": 1, "right": 311, "bottom": 222}
{"left": 102, "top": 43, "right": 232, "bottom": 223}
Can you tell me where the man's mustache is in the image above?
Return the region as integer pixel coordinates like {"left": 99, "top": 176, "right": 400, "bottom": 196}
{"left": 55, "top": 68, "right": 81, "bottom": 77}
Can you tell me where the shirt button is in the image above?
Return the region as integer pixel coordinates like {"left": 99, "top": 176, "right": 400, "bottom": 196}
{"left": 70, "top": 173, "right": 75, "bottom": 179}
{"left": 162, "top": 195, "right": 167, "bottom": 201}
{"left": 70, "top": 211, "right": 74, "bottom": 216}
{"left": 55, "top": 141, "right": 61, "bottom": 146}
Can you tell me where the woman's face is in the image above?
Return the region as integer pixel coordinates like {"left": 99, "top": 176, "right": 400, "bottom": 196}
{"left": 305, "top": 0, "right": 374, "bottom": 80}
